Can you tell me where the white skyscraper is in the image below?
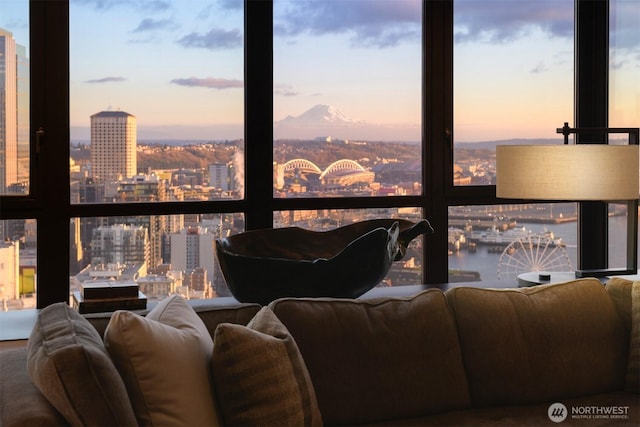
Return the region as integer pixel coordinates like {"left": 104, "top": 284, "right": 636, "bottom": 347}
{"left": 90, "top": 111, "right": 137, "bottom": 183}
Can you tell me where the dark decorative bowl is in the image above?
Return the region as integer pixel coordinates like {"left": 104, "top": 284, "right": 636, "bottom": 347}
{"left": 215, "top": 218, "right": 434, "bottom": 305}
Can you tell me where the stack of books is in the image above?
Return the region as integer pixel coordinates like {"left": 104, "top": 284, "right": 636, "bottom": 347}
{"left": 72, "top": 282, "right": 147, "bottom": 314}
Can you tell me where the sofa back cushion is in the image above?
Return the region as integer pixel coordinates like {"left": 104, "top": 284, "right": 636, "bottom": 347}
{"left": 606, "top": 277, "right": 640, "bottom": 393}
{"left": 446, "top": 278, "right": 628, "bottom": 407}
{"left": 27, "top": 302, "right": 138, "bottom": 427}
{"left": 269, "top": 289, "right": 471, "bottom": 426}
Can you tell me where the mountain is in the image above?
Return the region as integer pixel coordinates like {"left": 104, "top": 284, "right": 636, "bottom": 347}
{"left": 274, "top": 104, "right": 419, "bottom": 141}
{"left": 278, "top": 104, "right": 363, "bottom": 125}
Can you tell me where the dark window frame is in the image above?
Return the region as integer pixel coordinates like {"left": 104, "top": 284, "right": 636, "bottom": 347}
{"left": 0, "top": 0, "right": 615, "bottom": 308}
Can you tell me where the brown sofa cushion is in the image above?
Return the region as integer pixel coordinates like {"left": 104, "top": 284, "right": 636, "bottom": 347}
{"left": 26, "top": 302, "right": 137, "bottom": 427}
{"left": 2, "top": 346, "right": 69, "bottom": 427}
{"left": 446, "top": 278, "right": 628, "bottom": 407}
{"left": 212, "top": 307, "right": 322, "bottom": 426}
{"left": 607, "top": 277, "right": 640, "bottom": 393}
{"left": 104, "top": 295, "right": 221, "bottom": 426}
{"left": 628, "top": 281, "right": 640, "bottom": 392}
{"left": 269, "top": 289, "right": 471, "bottom": 425}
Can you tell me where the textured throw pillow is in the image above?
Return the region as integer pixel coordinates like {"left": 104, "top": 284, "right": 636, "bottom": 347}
{"left": 27, "top": 302, "right": 138, "bottom": 427}
{"left": 212, "top": 307, "right": 322, "bottom": 427}
{"left": 627, "top": 281, "right": 640, "bottom": 392}
{"left": 104, "top": 295, "right": 221, "bottom": 426}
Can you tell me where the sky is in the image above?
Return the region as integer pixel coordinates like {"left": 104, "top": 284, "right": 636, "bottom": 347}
{"left": 1, "top": 0, "right": 638, "bottom": 142}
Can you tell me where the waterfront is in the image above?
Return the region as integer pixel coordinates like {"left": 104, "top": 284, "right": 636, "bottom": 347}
{"left": 448, "top": 214, "right": 638, "bottom": 283}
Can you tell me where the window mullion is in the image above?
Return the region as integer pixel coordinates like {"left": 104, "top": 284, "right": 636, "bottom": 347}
{"left": 244, "top": 0, "right": 274, "bottom": 230}
{"left": 32, "top": 0, "right": 70, "bottom": 307}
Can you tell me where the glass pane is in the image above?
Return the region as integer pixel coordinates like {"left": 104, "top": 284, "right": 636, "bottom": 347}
{"left": 608, "top": 203, "right": 638, "bottom": 270}
{"left": 610, "top": 0, "right": 639, "bottom": 271}
{"left": 273, "top": 0, "right": 422, "bottom": 198}
{"left": 70, "top": 1, "right": 244, "bottom": 203}
{"left": 0, "top": 219, "right": 36, "bottom": 310}
{"left": 274, "top": 207, "right": 425, "bottom": 287}
{"left": 70, "top": 213, "right": 244, "bottom": 305}
{"left": 448, "top": 204, "right": 578, "bottom": 284}
{"left": 453, "top": 0, "right": 573, "bottom": 185}
{"left": 0, "top": 2, "right": 29, "bottom": 195}
{"left": 610, "top": 0, "right": 640, "bottom": 129}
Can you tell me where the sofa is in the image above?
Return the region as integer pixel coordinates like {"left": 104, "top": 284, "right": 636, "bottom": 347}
{"left": 1, "top": 277, "right": 638, "bottom": 426}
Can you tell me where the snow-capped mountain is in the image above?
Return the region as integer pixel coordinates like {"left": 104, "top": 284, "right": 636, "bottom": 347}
{"left": 278, "top": 104, "right": 363, "bottom": 125}
{"left": 274, "top": 104, "right": 419, "bottom": 141}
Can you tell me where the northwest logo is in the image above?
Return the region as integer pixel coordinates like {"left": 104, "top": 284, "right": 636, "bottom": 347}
{"left": 548, "top": 403, "right": 568, "bottom": 423}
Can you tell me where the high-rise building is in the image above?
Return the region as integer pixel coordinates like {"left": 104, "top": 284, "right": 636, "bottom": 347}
{"left": 90, "top": 111, "right": 137, "bottom": 183}
{"left": 90, "top": 224, "right": 149, "bottom": 267}
{"left": 209, "top": 163, "right": 231, "bottom": 191}
{"left": 170, "top": 227, "right": 216, "bottom": 293}
{"left": 15, "top": 43, "right": 29, "bottom": 188}
{"left": 0, "top": 28, "right": 28, "bottom": 194}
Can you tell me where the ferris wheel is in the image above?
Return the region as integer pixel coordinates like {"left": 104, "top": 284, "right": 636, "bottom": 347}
{"left": 497, "top": 234, "right": 573, "bottom": 281}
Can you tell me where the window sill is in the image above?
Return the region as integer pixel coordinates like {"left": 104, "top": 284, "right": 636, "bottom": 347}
{"left": 0, "top": 309, "right": 38, "bottom": 341}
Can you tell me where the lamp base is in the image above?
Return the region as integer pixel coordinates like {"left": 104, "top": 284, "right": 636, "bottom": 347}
{"left": 575, "top": 268, "right": 638, "bottom": 278}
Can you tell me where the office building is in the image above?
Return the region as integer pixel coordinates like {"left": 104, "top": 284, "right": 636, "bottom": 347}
{"left": 170, "top": 227, "right": 216, "bottom": 294}
{"left": 90, "top": 224, "right": 149, "bottom": 267}
{"left": 90, "top": 110, "right": 137, "bottom": 183}
{"left": 0, "top": 28, "right": 28, "bottom": 194}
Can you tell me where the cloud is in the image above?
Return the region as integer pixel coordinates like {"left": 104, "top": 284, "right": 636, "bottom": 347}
{"left": 530, "top": 62, "right": 548, "bottom": 74}
{"left": 170, "top": 77, "right": 243, "bottom": 90}
{"left": 85, "top": 76, "right": 127, "bottom": 84}
{"left": 454, "top": 0, "right": 573, "bottom": 44}
{"left": 73, "top": 0, "right": 170, "bottom": 12}
{"left": 275, "top": 0, "right": 578, "bottom": 48}
{"left": 177, "top": 28, "right": 242, "bottom": 50}
{"left": 219, "top": 0, "right": 243, "bottom": 12}
{"left": 275, "top": 84, "right": 299, "bottom": 97}
{"left": 132, "top": 18, "right": 176, "bottom": 33}
{"left": 275, "top": 0, "right": 420, "bottom": 48}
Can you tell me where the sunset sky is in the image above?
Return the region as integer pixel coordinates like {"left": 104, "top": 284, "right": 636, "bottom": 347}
{"left": 2, "top": 0, "right": 638, "bottom": 142}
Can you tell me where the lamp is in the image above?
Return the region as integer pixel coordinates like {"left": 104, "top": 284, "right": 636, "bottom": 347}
{"left": 496, "top": 125, "right": 639, "bottom": 278}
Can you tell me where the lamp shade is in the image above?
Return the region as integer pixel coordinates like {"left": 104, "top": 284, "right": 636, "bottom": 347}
{"left": 496, "top": 145, "right": 639, "bottom": 200}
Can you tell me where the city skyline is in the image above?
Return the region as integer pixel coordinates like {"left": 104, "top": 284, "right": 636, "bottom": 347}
{"left": 1, "top": 0, "right": 638, "bottom": 143}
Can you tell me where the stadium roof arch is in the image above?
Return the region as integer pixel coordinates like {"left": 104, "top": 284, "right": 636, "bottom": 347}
{"left": 283, "top": 159, "right": 322, "bottom": 174}
{"left": 320, "top": 159, "right": 367, "bottom": 179}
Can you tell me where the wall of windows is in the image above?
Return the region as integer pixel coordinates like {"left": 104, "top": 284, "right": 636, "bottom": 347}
{"left": 0, "top": 0, "right": 634, "bottom": 310}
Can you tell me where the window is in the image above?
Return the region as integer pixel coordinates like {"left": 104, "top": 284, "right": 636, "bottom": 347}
{"left": 273, "top": 0, "right": 422, "bottom": 199}
{"left": 610, "top": 0, "right": 640, "bottom": 268}
{"left": 449, "top": 0, "right": 577, "bottom": 280}
{"left": 0, "top": 0, "right": 634, "bottom": 310}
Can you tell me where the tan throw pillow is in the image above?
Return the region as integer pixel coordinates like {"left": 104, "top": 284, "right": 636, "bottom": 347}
{"left": 211, "top": 307, "right": 322, "bottom": 427}
{"left": 627, "top": 281, "right": 640, "bottom": 392}
{"left": 104, "top": 295, "right": 221, "bottom": 426}
{"left": 27, "top": 302, "right": 137, "bottom": 427}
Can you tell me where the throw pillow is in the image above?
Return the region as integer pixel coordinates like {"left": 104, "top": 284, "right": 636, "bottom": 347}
{"left": 27, "top": 302, "right": 138, "bottom": 427}
{"left": 104, "top": 295, "right": 221, "bottom": 426}
{"left": 627, "top": 281, "right": 640, "bottom": 392}
{"left": 211, "top": 307, "right": 322, "bottom": 427}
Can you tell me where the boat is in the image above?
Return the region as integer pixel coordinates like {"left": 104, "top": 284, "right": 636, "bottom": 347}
{"left": 468, "top": 226, "right": 565, "bottom": 247}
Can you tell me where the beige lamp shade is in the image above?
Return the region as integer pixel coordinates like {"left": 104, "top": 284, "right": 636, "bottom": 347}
{"left": 496, "top": 145, "right": 639, "bottom": 201}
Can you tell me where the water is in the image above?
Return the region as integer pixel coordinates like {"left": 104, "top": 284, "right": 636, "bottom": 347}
{"left": 448, "top": 217, "right": 637, "bottom": 282}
